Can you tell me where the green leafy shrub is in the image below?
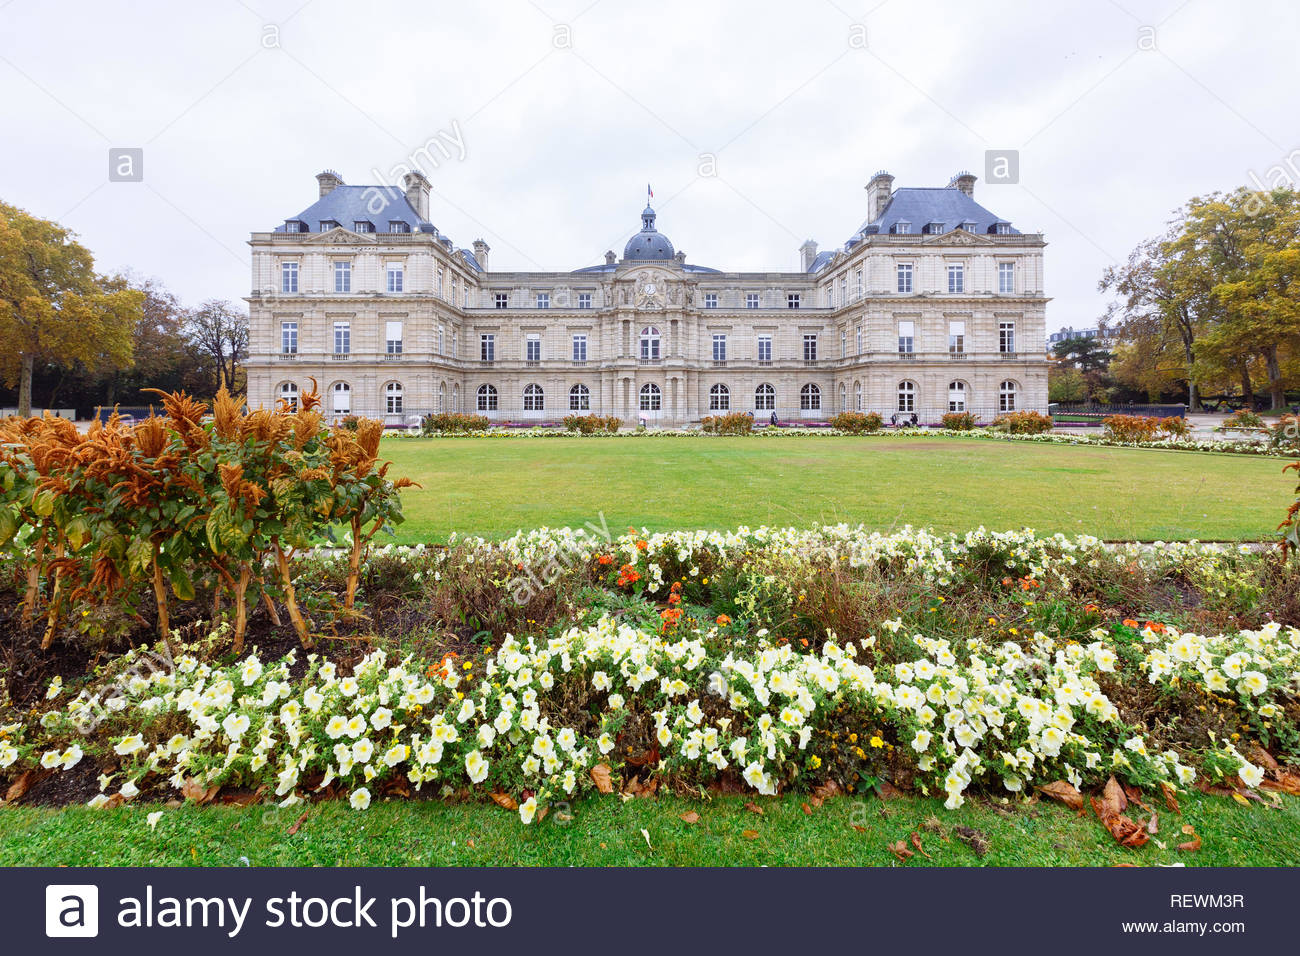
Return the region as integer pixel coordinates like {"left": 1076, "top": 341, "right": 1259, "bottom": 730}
{"left": 991, "top": 410, "right": 1054, "bottom": 434}
{"left": 941, "top": 412, "right": 977, "bottom": 431}
{"left": 421, "top": 412, "right": 490, "bottom": 434}
{"left": 830, "top": 411, "right": 883, "bottom": 434}
{"left": 700, "top": 412, "right": 755, "bottom": 435}
{"left": 563, "top": 414, "right": 621, "bottom": 434}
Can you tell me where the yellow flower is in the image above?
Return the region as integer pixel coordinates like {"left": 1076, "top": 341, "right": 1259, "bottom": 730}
{"left": 809, "top": 755, "right": 822, "bottom": 769}
{"left": 847, "top": 733, "right": 857, "bottom": 743}
{"left": 869, "top": 736, "right": 884, "bottom": 748}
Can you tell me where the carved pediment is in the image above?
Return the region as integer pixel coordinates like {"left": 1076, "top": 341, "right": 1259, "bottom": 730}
{"left": 921, "top": 230, "right": 994, "bottom": 246}
{"left": 300, "top": 227, "right": 373, "bottom": 245}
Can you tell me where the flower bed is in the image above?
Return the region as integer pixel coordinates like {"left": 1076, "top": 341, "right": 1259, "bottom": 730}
{"left": 3, "top": 523, "right": 1297, "bottom": 823}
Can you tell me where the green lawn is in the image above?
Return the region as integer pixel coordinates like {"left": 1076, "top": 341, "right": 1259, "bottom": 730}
{"left": 383, "top": 437, "right": 1290, "bottom": 542}
{"left": 3, "top": 792, "right": 1296, "bottom": 867}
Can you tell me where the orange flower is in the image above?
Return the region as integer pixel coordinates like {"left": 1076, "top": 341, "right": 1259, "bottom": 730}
{"left": 1084, "top": 603, "right": 1099, "bottom": 613}
{"left": 616, "top": 563, "right": 641, "bottom": 587}
{"left": 635, "top": 539, "right": 648, "bottom": 551}
{"left": 716, "top": 614, "right": 731, "bottom": 626}
{"left": 1146, "top": 621, "right": 1165, "bottom": 633}
{"left": 1122, "top": 618, "right": 1139, "bottom": 628}
{"left": 596, "top": 554, "right": 614, "bottom": 566}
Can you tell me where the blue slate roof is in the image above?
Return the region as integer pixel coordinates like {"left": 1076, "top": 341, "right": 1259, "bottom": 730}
{"left": 275, "top": 185, "right": 425, "bottom": 233}
{"left": 858, "top": 187, "right": 1017, "bottom": 238}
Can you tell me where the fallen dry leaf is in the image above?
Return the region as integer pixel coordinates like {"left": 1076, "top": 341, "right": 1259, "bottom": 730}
{"left": 180, "top": 777, "right": 219, "bottom": 804}
{"left": 590, "top": 763, "right": 614, "bottom": 795}
{"left": 743, "top": 801, "right": 764, "bottom": 816}
{"left": 812, "top": 780, "right": 841, "bottom": 802}
{"left": 1248, "top": 746, "right": 1279, "bottom": 771}
{"left": 1038, "top": 780, "right": 1084, "bottom": 813}
{"left": 1231, "top": 792, "right": 1250, "bottom": 807}
{"left": 1159, "top": 781, "right": 1181, "bottom": 813}
{"left": 5, "top": 770, "right": 39, "bottom": 803}
{"left": 1178, "top": 823, "right": 1201, "bottom": 852}
{"left": 679, "top": 811, "right": 700, "bottom": 824}
{"left": 851, "top": 825, "right": 866, "bottom": 833}
{"left": 489, "top": 792, "right": 518, "bottom": 811}
{"left": 1101, "top": 776, "right": 1128, "bottom": 816}
{"left": 877, "top": 780, "right": 905, "bottom": 800}
{"left": 1260, "top": 771, "right": 1300, "bottom": 796}
{"left": 742, "top": 829, "right": 760, "bottom": 839}
{"left": 1090, "top": 793, "right": 1149, "bottom": 850}
{"left": 801, "top": 802, "right": 812, "bottom": 815}
{"left": 910, "top": 831, "right": 931, "bottom": 859}
{"left": 887, "top": 840, "right": 914, "bottom": 862}
{"left": 954, "top": 825, "right": 989, "bottom": 857}
{"left": 1146, "top": 812, "right": 1159, "bottom": 835}
{"left": 286, "top": 810, "right": 309, "bottom": 836}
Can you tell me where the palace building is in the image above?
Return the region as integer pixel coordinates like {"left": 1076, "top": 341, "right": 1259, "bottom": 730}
{"left": 245, "top": 169, "right": 1048, "bottom": 426}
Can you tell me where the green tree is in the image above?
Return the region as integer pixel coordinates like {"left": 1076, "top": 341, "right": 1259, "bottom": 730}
{"left": 0, "top": 201, "right": 143, "bottom": 416}
{"left": 1047, "top": 365, "right": 1087, "bottom": 403}
{"left": 187, "top": 299, "right": 249, "bottom": 396}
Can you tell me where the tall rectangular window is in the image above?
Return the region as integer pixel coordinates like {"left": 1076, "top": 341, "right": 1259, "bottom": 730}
{"left": 840, "top": 330, "right": 846, "bottom": 358}
{"left": 280, "top": 321, "right": 297, "bottom": 354}
{"left": 949, "top": 319, "right": 965, "bottom": 354}
{"left": 897, "top": 320, "right": 914, "bottom": 354}
{"left": 526, "top": 333, "right": 541, "bottom": 362}
{"left": 855, "top": 268, "right": 863, "bottom": 300}
{"left": 712, "top": 333, "right": 727, "bottom": 361}
{"left": 998, "top": 262, "right": 1015, "bottom": 294}
{"left": 578, "top": 292, "right": 592, "bottom": 309}
{"left": 333, "top": 322, "right": 350, "bottom": 355}
{"left": 333, "top": 261, "right": 351, "bottom": 293}
{"left": 386, "top": 262, "right": 404, "bottom": 293}
{"left": 536, "top": 292, "right": 550, "bottom": 309}
{"left": 757, "top": 334, "right": 772, "bottom": 362}
{"left": 787, "top": 293, "right": 800, "bottom": 309}
{"left": 704, "top": 292, "right": 718, "bottom": 309}
{"left": 897, "top": 263, "right": 913, "bottom": 293}
{"left": 745, "top": 293, "right": 759, "bottom": 309}
{"left": 437, "top": 326, "right": 444, "bottom": 355}
{"left": 572, "top": 334, "right": 587, "bottom": 362}
{"left": 437, "top": 268, "right": 444, "bottom": 296}
{"left": 281, "top": 261, "right": 298, "bottom": 293}
{"left": 495, "top": 293, "right": 508, "bottom": 309}
{"left": 947, "top": 264, "right": 964, "bottom": 294}
{"left": 386, "top": 320, "right": 403, "bottom": 355}
{"left": 999, "top": 321, "right": 1016, "bottom": 354}
{"left": 840, "top": 277, "right": 847, "bottom": 303}
{"left": 856, "top": 325, "right": 863, "bottom": 355}
{"left": 480, "top": 333, "right": 495, "bottom": 361}
{"left": 803, "top": 334, "right": 818, "bottom": 361}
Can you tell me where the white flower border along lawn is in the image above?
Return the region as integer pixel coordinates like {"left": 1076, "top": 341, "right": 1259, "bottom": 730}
{"left": 389, "top": 426, "right": 1297, "bottom": 458}
{"left": 6, "top": 618, "right": 1297, "bottom": 823}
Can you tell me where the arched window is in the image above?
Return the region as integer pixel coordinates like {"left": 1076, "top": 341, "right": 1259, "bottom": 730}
{"left": 854, "top": 380, "right": 862, "bottom": 412}
{"left": 278, "top": 381, "right": 299, "bottom": 412}
{"left": 755, "top": 383, "right": 775, "bottom": 411}
{"left": 523, "top": 383, "right": 544, "bottom": 411}
{"left": 438, "top": 382, "right": 446, "bottom": 413}
{"left": 639, "top": 382, "right": 661, "bottom": 411}
{"left": 897, "top": 381, "right": 915, "bottom": 413}
{"left": 800, "top": 383, "right": 821, "bottom": 410}
{"left": 948, "top": 381, "right": 967, "bottom": 412}
{"left": 477, "top": 383, "right": 498, "bottom": 411}
{"left": 569, "top": 383, "right": 590, "bottom": 411}
{"left": 640, "top": 326, "right": 661, "bottom": 361}
{"left": 999, "top": 379, "right": 1019, "bottom": 412}
{"left": 331, "top": 382, "right": 351, "bottom": 416}
{"left": 709, "top": 383, "right": 730, "bottom": 411}
{"left": 385, "top": 381, "right": 403, "bottom": 415}
{"left": 838, "top": 383, "right": 847, "bottom": 412}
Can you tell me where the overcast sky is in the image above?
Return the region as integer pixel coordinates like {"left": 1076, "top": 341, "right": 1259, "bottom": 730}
{"left": 2, "top": 0, "right": 1297, "bottom": 332}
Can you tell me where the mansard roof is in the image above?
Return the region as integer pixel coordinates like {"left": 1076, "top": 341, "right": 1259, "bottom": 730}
{"left": 859, "top": 187, "right": 1019, "bottom": 238}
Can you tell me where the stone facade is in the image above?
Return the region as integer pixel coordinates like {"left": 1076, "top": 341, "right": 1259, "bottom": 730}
{"left": 246, "top": 170, "right": 1048, "bottom": 426}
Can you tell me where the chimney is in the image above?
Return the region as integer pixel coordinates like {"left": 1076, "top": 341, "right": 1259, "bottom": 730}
{"left": 799, "top": 239, "right": 818, "bottom": 271}
{"left": 949, "top": 170, "right": 976, "bottom": 197}
{"left": 316, "top": 169, "right": 343, "bottom": 198}
{"left": 675, "top": 250, "right": 687, "bottom": 265}
{"left": 472, "top": 238, "right": 490, "bottom": 272}
{"left": 604, "top": 250, "right": 617, "bottom": 265}
{"left": 865, "top": 170, "right": 894, "bottom": 222}
{"left": 403, "top": 170, "right": 430, "bottom": 221}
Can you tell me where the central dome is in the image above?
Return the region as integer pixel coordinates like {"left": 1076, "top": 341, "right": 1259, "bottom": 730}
{"left": 623, "top": 204, "right": 675, "bottom": 261}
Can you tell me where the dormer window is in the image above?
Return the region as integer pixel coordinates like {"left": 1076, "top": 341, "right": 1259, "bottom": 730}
{"left": 284, "top": 219, "right": 306, "bottom": 233}
{"left": 353, "top": 220, "right": 374, "bottom": 233}
{"left": 990, "top": 221, "right": 1013, "bottom": 235}
{"left": 388, "top": 221, "right": 410, "bottom": 234}
{"left": 959, "top": 220, "right": 976, "bottom": 232}
{"left": 892, "top": 221, "right": 911, "bottom": 235}
{"left": 924, "top": 221, "right": 945, "bottom": 235}
{"left": 320, "top": 219, "right": 340, "bottom": 231}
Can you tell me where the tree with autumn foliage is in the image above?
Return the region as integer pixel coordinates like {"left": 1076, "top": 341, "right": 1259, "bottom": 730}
{"left": 0, "top": 200, "right": 143, "bottom": 416}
